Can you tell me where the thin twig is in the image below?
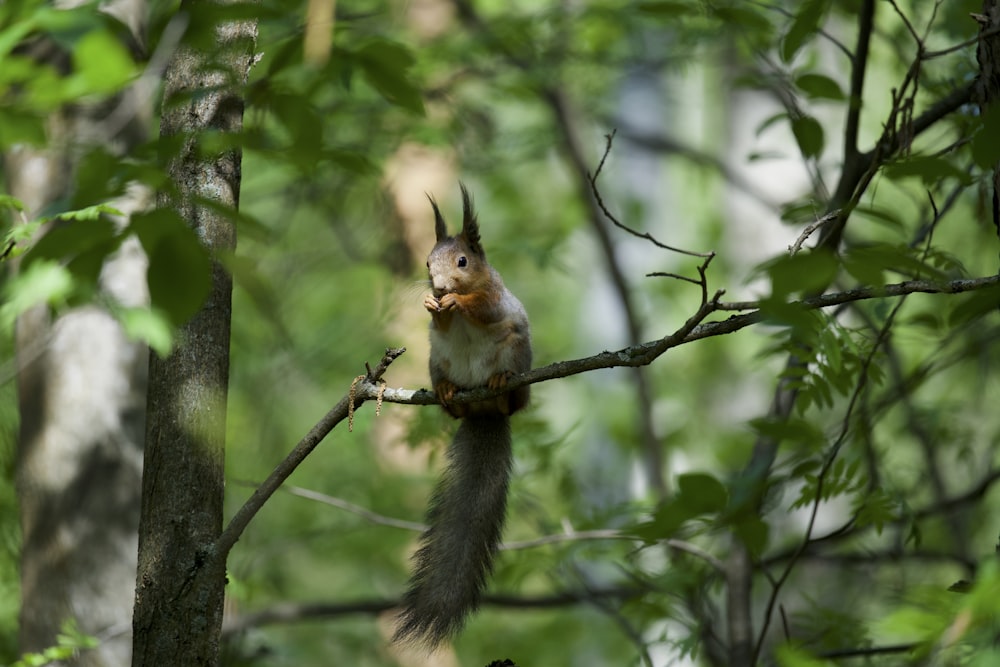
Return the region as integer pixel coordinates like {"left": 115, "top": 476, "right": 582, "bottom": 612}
{"left": 665, "top": 539, "right": 726, "bottom": 573}
{"left": 230, "top": 479, "right": 426, "bottom": 532}
{"left": 788, "top": 209, "right": 840, "bottom": 255}
{"left": 589, "top": 130, "right": 715, "bottom": 260}
{"left": 215, "top": 348, "right": 406, "bottom": 559}
{"left": 502, "top": 529, "right": 627, "bottom": 550}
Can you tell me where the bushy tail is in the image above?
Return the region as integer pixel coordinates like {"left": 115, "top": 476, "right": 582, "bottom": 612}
{"left": 394, "top": 415, "right": 513, "bottom": 647}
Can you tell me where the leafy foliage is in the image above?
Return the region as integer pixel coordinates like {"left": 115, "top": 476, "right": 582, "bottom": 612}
{"left": 9, "top": 619, "right": 97, "bottom": 667}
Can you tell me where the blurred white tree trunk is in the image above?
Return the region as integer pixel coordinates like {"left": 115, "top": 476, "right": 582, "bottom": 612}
{"left": 5, "top": 0, "right": 151, "bottom": 663}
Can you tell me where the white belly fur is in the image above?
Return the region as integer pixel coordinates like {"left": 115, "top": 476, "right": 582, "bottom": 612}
{"left": 430, "top": 314, "right": 524, "bottom": 388}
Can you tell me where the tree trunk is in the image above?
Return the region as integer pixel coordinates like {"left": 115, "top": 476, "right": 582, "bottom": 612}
{"left": 130, "top": 7, "right": 257, "bottom": 666}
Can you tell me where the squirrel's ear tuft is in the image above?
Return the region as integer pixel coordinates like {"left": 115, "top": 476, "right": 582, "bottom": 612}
{"left": 459, "top": 182, "right": 483, "bottom": 255}
{"left": 427, "top": 193, "right": 448, "bottom": 242}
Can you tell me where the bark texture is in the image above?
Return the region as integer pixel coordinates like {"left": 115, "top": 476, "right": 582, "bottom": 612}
{"left": 130, "top": 7, "right": 257, "bottom": 667}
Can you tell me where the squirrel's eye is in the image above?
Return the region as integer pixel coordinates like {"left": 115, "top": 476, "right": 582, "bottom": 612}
{"left": 426, "top": 261, "right": 430, "bottom": 268}
{"left": 457, "top": 256, "right": 467, "bottom": 268}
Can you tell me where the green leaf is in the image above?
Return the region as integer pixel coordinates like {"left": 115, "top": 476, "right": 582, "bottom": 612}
{"left": 779, "top": 200, "right": 819, "bottom": 225}
{"left": 757, "top": 111, "right": 789, "bottom": 137}
{"left": 73, "top": 148, "right": 126, "bottom": 208}
{"left": 732, "top": 516, "right": 769, "bottom": 556}
{"left": 354, "top": 39, "right": 425, "bottom": 115}
{"left": 636, "top": 502, "right": 687, "bottom": 541}
{"left": 853, "top": 205, "right": 904, "bottom": 230}
{"left": 129, "top": 210, "right": 213, "bottom": 327}
{"left": 948, "top": 285, "right": 1000, "bottom": 327}
{"left": 117, "top": 306, "right": 174, "bottom": 356}
{"left": 630, "top": 472, "right": 728, "bottom": 541}
{"left": 0, "top": 194, "right": 26, "bottom": 214}
{"left": 326, "top": 148, "right": 377, "bottom": 175}
{"left": 791, "top": 115, "right": 824, "bottom": 158}
{"left": 781, "top": 0, "right": 829, "bottom": 63}
{"left": 843, "top": 243, "right": 947, "bottom": 282}
{"left": 73, "top": 28, "right": 136, "bottom": 94}
{"left": 884, "top": 155, "right": 973, "bottom": 186}
{"left": 0, "top": 109, "right": 46, "bottom": 149}
{"left": 841, "top": 249, "right": 885, "bottom": 285}
{"left": 775, "top": 643, "right": 835, "bottom": 667}
{"left": 758, "top": 249, "right": 838, "bottom": 299}
{"left": 23, "top": 215, "right": 119, "bottom": 270}
{"left": 676, "top": 472, "right": 728, "bottom": 514}
{"left": 0, "top": 260, "right": 74, "bottom": 328}
{"left": 712, "top": 7, "right": 773, "bottom": 36}
{"left": 0, "top": 13, "right": 39, "bottom": 59}
{"left": 852, "top": 489, "right": 896, "bottom": 535}
{"left": 57, "top": 203, "right": 125, "bottom": 221}
{"left": 758, "top": 297, "right": 821, "bottom": 332}
{"left": 794, "top": 73, "right": 844, "bottom": 101}
{"left": 19, "top": 210, "right": 124, "bottom": 299}
{"left": 748, "top": 416, "right": 824, "bottom": 449}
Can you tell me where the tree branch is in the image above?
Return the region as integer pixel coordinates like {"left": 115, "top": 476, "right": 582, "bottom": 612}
{"left": 354, "top": 274, "right": 1000, "bottom": 409}
{"left": 220, "top": 587, "right": 644, "bottom": 637}
{"left": 845, "top": 0, "right": 876, "bottom": 167}
{"left": 215, "top": 348, "right": 406, "bottom": 559}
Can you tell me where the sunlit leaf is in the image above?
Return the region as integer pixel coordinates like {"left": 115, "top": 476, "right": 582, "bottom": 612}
{"left": 0, "top": 259, "right": 74, "bottom": 327}
{"left": 775, "top": 643, "right": 835, "bottom": 667}
{"left": 0, "top": 107, "right": 46, "bottom": 149}
{"left": 73, "top": 29, "right": 136, "bottom": 94}
{"left": 117, "top": 306, "right": 174, "bottom": 356}
{"left": 0, "top": 194, "right": 26, "bottom": 213}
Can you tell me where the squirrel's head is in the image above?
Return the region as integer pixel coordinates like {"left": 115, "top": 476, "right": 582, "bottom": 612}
{"left": 426, "top": 183, "right": 490, "bottom": 296}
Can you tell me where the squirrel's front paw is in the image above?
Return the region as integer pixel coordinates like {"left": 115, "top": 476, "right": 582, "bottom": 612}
{"left": 487, "top": 371, "right": 515, "bottom": 390}
{"left": 435, "top": 379, "right": 458, "bottom": 403}
{"left": 488, "top": 371, "right": 516, "bottom": 415}
{"left": 437, "top": 293, "right": 458, "bottom": 311}
{"left": 423, "top": 294, "right": 441, "bottom": 312}
{"left": 435, "top": 380, "right": 466, "bottom": 418}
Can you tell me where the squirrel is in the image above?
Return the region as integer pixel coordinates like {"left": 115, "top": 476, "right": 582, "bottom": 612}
{"left": 394, "top": 184, "right": 532, "bottom": 648}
